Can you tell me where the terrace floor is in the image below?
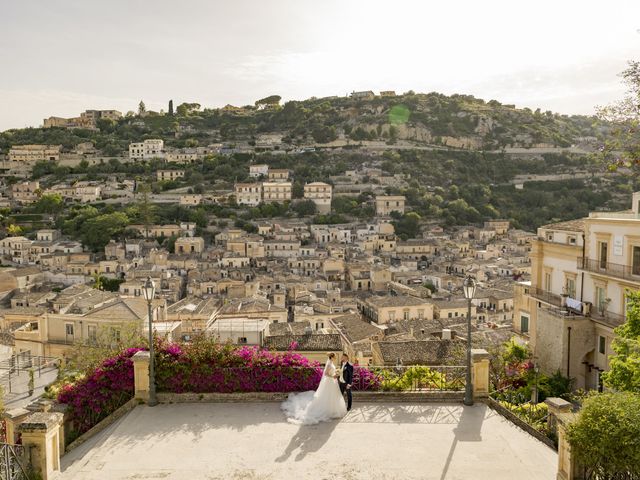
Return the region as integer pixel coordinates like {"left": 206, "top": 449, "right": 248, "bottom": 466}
{"left": 58, "top": 402, "right": 557, "bottom": 480}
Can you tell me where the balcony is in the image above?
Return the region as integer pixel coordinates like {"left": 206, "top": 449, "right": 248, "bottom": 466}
{"left": 590, "top": 309, "right": 626, "bottom": 328}
{"left": 527, "top": 286, "right": 563, "bottom": 307}
{"left": 577, "top": 257, "right": 640, "bottom": 283}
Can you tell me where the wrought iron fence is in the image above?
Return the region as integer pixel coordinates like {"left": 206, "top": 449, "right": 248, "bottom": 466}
{"left": 0, "top": 353, "right": 59, "bottom": 395}
{"left": 352, "top": 365, "right": 466, "bottom": 392}
{"left": 580, "top": 467, "right": 639, "bottom": 480}
{"left": 577, "top": 257, "right": 640, "bottom": 283}
{"left": 155, "top": 364, "right": 467, "bottom": 394}
{"left": 489, "top": 387, "right": 550, "bottom": 430}
{"left": 527, "top": 286, "right": 563, "bottom": 307}
{"left": 0, "top": 443, "right": 28, "bottom": 480}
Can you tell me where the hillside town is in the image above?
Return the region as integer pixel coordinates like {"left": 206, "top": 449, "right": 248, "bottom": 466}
{"left": 0, "top": 146, "right": 535, "bottom": 367}
{"left": 1, "top": 6, "right": 640, "bottom": 473}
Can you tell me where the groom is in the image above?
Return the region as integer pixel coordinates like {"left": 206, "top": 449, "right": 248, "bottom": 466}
{"left": 338, "top": 352, "right": 353, "bottom": 411}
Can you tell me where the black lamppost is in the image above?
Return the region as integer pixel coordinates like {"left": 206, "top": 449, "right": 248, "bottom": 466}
{"left": 463, "top": 275, "right": 476, "bottom": 406}
{"left": 142, "top": 276, "right": 157, "bottom": 407}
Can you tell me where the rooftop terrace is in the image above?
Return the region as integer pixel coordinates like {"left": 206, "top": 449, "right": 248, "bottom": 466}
{"left": 59, "top": 402, "right": 556, "bottom": 480}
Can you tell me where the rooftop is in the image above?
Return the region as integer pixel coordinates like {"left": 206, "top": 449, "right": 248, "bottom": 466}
{"left": 539, "top": 218, "right": 585, "bottom": 232}
{"left": 364, "top": 295, "right": 430, "bottom": 308}
{"left": 264, "top": 333, "right": 342, "bottom": 351}
{"left": 59, "top": 402, "right": 557, "bottom": 480}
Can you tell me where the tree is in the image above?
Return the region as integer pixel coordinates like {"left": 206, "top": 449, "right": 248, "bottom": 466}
{"left": 7, "top": 224, "right": 22, "bottom": 236}
{"left": 136, "top": 183, "right": 156, "bottom": 238}
{"left": 61, "top": 322, "right": 146, "bottom": 375}
{"left": 311, "top": 125, "right": 337, "bottom": 144}
{"left": 255, "top": 95, "right": 281, "bottom": 107}
{"left": 566, "top": 392, "right": 640, "bottom": 479}
{"left": 602, "top": 290, "right": 640, "bottom": 392}
{"left": 138, "top": 100, "right": 146, "bottom": 115}
{"left": 93, "top": 275, "right": 124, "bottom": 292}
{"left": 598, "top": 61, "right": 640, "bottom": 172}
{"left": 176, "top": 103, "right": 201, "bottom": 116}
{"left": 292, "top": 200, "right": 317, "bottom": 217}
{"left": 82, "top": 212, "right": 130, "bottom": 251}
{"left": 32, "top": 193, "right": 64, "bottom": 215}
{"left": 168, "top": 99, "right": 174, "bottom": 116}
{"left": 292, "top": 182, "right": 304, "bottom": 199}
{"left": 392, "top": 212, "right": 421, "bottom": 240}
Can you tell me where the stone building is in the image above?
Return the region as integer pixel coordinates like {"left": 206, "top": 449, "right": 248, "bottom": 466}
{"left": 303, "top": 182, "right": 332, "bottom": 214}
{"left": 375, "top": 195, "right": 406, "bottom": 216}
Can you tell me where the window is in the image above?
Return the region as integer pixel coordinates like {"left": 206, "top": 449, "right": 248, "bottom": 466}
{"left": 546, "top": 232, "right": 554, "bottom": 242}
{"left": 544, "top": 272, "right": 552, "bottom": 292}
{"left": 65, "top": 323, "right": 74, "bottom": 336}
{"left": 88, "top": 325, "right": 97, "bottom": 343}
{"left": 448, "top": 312, "right": 453, "bottom": 318}
{"left": 598, "top": 336, "right": 606, "bottom": 355}
{"left": 111, "top": 328, "right": 121, "bottom": 342}
{"left": 403, "top": 310, "right": 410, "bottom": 320}
{"left": 418, "top": 309, "right": 424, "bottom": 320}
{"left": 596, "top": 286, "right": 607, "bottom": 313}
{"left": 633, "top": 246, "right": 640, "bottom": 276}
{"left": 566, "top": 278, "right": 576, "bottom": 298}
{"left": 599, "top": 241, "right": 608, "bottom": 269}
{"left": 388, "top": 311, "right": 396, "bottom": 321}
{"left": 568, "top": 236, "right": 576, "bottom": 245}
{"left": 520, "top": 315, "right": 529, "bottom": 334}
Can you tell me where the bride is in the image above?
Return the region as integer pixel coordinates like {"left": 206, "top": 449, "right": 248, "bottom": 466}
{"left": 281, "top": 353, "right": 347, "bottom": 425}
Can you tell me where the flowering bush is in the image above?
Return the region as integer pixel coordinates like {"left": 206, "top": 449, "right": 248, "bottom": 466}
{"left": 56, "top": 337, "right": 383, "bottom": 437}
{"left": 57, "top": 348, "right": 144, "bottom": 438}
{"left": 352, "top": 367, "right": 382, "bottom": 391}
{"left": 154, "top": 342, "right": 325, "bottom": 393}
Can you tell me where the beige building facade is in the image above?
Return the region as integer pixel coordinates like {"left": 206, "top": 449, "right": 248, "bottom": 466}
{"left": 375, "top": 195, "right": 406, "bottom": 216}
{"left": 514, "top": 193, "right": 640, "bottom": 390}
{"left": 262, "top": 182, "right": 292, "bottom": 203}
{"left": 304, "top": 182, "right": 332, "bottom": 214}
{"left": 8, "top": 145, "right": 61, "bottom": 163}
{"left": 235, "top": 183, "right": 262, "bottom": 206}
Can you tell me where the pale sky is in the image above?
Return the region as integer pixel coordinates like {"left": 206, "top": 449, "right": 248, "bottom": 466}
{"left": 1, "top": 0, "right": 639, "bottom": 132}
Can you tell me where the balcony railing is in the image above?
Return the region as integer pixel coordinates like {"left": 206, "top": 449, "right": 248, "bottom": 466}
{"left": 528, "top": 286, "right": 563, "bottom": 307}
{"left": 590, "top": 310, "right": 626, "bottom": 328}
{"left": 541, "top": 304, "right": 626, "bottom": 328}
{"left": 577, "top": 257, "right": 640, "bottom": 283}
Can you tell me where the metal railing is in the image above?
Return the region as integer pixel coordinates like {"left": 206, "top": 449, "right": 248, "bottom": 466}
{"left": 0, "top": 353, "right": 59, "bottom": 395}
{"left": 0, "top": 443, "right": 28, "bottom": 480}
{"left": 354, "top": 365, "right": 466, "bottom": 392}
{"left": 528, "top": 286, "right": 563, "bottom": 307}
{"left": 154, "top": 365, "right": 467, "bottom": 394}
{"left": 590, "top": 310, "right": 626, "bottom": 328}
{"left": 577, "top": 257, "right": 640, "bottom": 283}
{"left": 489, "top": 387, "right": 550, "bottom": 431}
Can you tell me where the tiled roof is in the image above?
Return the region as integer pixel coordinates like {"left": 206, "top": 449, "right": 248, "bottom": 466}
{"left": 432, "top": 299, "right": 468, "bottom": 309}
{"left": 364, "top": 295, "right": 429, "bottom": 308}
{"left": 331, "top": 314, "right": 381, "bottom": 343}
{"left": 264, "top": 333, "right": 343, "bottom": 351}
{"left": 268, "top": 321, "right": 311, "bottom": 336}
{"left": 540, "top": 218, "right": 585, "bottom": 232}
{"left": 375, "top": 339, "right": 463, "bottom": 365}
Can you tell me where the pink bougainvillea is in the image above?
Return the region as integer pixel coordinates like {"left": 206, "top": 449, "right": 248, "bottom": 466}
{"left": 58, "top": 340, "right": 382, "bottom": 437}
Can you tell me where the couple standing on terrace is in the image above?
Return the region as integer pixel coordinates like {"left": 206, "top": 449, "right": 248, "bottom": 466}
{"left": 281, "top": 352, "right": 353, "bottom": 424}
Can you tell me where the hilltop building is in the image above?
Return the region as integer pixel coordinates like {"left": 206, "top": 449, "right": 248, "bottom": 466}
{"left": 129, "top": 139, "right": 164, "bottom": 160}
{"left": 8, "top": 145, "right": 61, "bottom": 163}
{"left": 375, "top": 195, "right": 406, "bottom": 216}
{"left": 304, "top": 182, "right": 332, "bottom": 214}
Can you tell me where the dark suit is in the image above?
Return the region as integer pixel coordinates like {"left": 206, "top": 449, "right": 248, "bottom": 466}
{"left": 339, "top": 362, "right": 354, "bottom": 410}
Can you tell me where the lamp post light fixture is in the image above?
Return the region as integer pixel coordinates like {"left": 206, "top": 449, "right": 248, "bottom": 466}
{"left": 463, "top": 275, "right": 476, "bottom": 406}
{"left": 142, "top": 276, "right": 157, "bottom": 407}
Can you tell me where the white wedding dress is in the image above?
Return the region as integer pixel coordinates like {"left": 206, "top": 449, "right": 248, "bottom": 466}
{"left": 281, "top": 359, "right": 347, "bottom": 425}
